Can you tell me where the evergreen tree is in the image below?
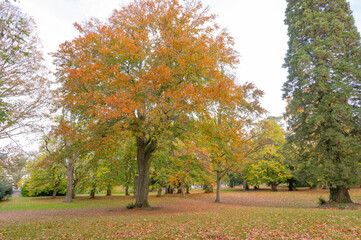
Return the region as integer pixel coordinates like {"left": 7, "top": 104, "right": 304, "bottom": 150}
{"left": 283, "top": 0, "right": 361, "bottom": 203}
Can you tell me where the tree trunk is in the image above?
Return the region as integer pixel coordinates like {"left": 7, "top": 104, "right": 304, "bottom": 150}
{"left": 329, "top": 185, "right": 352, "bottom": 203}
{"left": 181, "top": 182, "right": 185, "bottom": 198}
{"left": 135, "top": 136, "right": 157, "bottom": 208}
{"left": 288, "top": 179, "right": 296, "bottom": 191}
{"left": 125, "top": 186, "right": 129, "bottom": 196}
{"left": 133, "top": 177, "right": 138, "bottom": 198}
{"left": 243, "top": 179, "right": 247, "bottom": 192}
{"left": 157, "top": 188, "right": 162, "bottom": 197}
{"left": 52, "top": 181, "right": 60, "bottom": 199}
{"left": 215, "top": 170, "right": 221, "bottom": 203}
{"left": 166, "top": 186, "right": 173, "bottom": 194}
{"left": 64, "top": 162, "right": 74, "bottom": 203}
{"left": 90, "top": 189, "right": 95, "bottom": 199}
{"left": 106, "top": 185, "right": 112, "bottom": 196}
{"left": 186, "top": 186, "right": 190, "bottom": 194}
{"left": 271, "top": 182, "right": 278, "bottom": 191}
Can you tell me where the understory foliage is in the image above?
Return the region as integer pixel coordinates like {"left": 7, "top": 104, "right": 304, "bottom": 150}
{"left": 0, "top": 181, "right": 12, "bottom": 200}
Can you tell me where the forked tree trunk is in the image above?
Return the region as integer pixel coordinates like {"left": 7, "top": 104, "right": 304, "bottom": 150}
{"left": 157, "top": 188, "right": 162, "bottom": 197}
{"left": 135, "top": 136, "right": 157, "bottom": 208}
{"left": 215, "top": 170, "right": 221, "bottom": 203}
{"left": 64, "top": 162, "right": 74, "bottom": 203}
{"left": 329, "top": 185, "right": 352, "bottom": 203}
{"left": 271, "top": 182, "right": 278, "bottom": 191}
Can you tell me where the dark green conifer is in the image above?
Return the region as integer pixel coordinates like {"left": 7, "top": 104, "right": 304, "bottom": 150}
{"left": 283, "top": 0, "right": 361, "bottom": 203}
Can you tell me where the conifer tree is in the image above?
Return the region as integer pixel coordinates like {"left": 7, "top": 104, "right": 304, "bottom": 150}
{"left": 283, "top": 0, "right": 361, "bottom": 203}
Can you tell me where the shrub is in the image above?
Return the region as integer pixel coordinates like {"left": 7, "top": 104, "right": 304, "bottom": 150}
{"left": 0, "top": 182, "right": 13, "bottom": 201}
{"left": 126, "top": 202, "right": 136, "bottom": 209}
{"left": 318, "top": 196, "right": 327, "bottom": 205}
{"left": 20, "top": 180, "right": 66, "bottom": 197}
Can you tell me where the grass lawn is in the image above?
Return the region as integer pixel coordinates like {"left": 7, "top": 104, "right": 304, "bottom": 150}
{"left": 1, "top": 187, "right": 361, "bottom": 239}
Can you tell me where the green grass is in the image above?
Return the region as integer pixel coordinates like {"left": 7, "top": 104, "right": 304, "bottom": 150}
{"left": 1, "top": 188, "right": 361, "bottom": 239}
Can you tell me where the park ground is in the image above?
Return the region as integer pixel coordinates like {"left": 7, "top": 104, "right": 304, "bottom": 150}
{"left": 1, "top": 187, "right": 361, "bottom": 239}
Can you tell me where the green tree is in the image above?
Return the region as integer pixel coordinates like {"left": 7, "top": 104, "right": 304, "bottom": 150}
{"left": 283, "top": 0, "right": 361, "bottom": 203}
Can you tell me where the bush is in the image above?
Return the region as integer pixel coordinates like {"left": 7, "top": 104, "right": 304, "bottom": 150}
{"left": 0, "top": 182, "right": 13, "bottom": 201}
{"left": 126, "top": 202, "right": 136, "bottom": 209}
{"left": 21, "top": 180, "right": 66, "bottom": 197}
{"left": 318, "top": 196, "right": 327, "bottom": 205}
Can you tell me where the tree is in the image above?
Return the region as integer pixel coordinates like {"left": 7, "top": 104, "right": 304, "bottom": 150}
{"left": 54, "top": 0, "right": 241, "bottom": 208}
{"left": 0, "top": 146, "right": 28, "bottom": 188}
{"left": 0, "top": 2, "right": 49, "bottom": 142}
{"left": 283, "top": 0, "right": 361, "bottom": 203}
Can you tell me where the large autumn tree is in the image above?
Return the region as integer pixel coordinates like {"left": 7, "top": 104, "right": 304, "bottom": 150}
{"left": 54, "top": 0, "right": 248, "bottom": 208}
{"left": 283, "top": 0, "right": 361, "bottom": 203}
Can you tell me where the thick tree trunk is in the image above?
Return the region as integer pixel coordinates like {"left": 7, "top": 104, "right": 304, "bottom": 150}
{"left": 181, "top": 182, "right": 185, "bottom": 198}
{"left": 288, "top": 179, "right": 296, "bottom": 191}
{"left": 186, "top": 186, "right": 190, "bottom": 194}
{"left": 52, "top": 181, "right": 60, "bottom": 199}
{"left": 329, "top": 186, "right": 352, "bottom": 203}
{"left": 215, "top": 171, "right": 221, "bottom": 203}
{"left": 271, "top": 182, "right": 278, "bottom": 191}
{"left": 106, "top": 185, "right": 112, "bottom": 196}
{"left": 64, "top": 162, "right": 74, "bottom": 203}
{"left": 243, "top": 179, "right": 247, "bottom": 192}
{"left": 125, "top": 186, "right": 129, "bottom": 196}
{"left": 133, "top": 177, "right": 138, "bottom": 198}
{"left": 157, "top": 188, "right": 162, "bottom": 197}
{"left": 90, "top": 189, "right": 95, "bottom": 199}
{"left": 135, "top": 136, "right": 157, "bottom": 208}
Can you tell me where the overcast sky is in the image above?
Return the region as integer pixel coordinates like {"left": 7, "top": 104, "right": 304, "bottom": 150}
{"left": 16, "top": 0, "right": 361, "bottom": 117}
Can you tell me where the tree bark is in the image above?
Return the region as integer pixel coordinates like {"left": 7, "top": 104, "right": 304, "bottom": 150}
{"left": 135, "top": 136, "right": 157, "bottom": 208}
{"left": 90, "top": 189, "right": 95, "bottom": 199}
{"left": 186, "top": 186, "right": 190, "bottom": 194}
{"left": 329, "top": 185, "right": 352, "bottom": 203}
{"left": 215, "top": 170, "right": 221, "bottom": 203}
{"left": 288, "top": 179, "right": 296, "bottom": 191}
{"left": 271, "top": 182, "right": 278, "bottom": 191}
{"left": 181, "top": 182, "right": 185, "bottom": 198}
{"left": 243, "top": 179, "right": 247, "bottom": 192}
{"left": 106, "top": 185, "right": 112, "bottom": 196}
{"left": 157, "top": 188, "right": 162, "bottom": 197}
{"left": 64, "top": 161, "right": 74, "bottom": 203}
{"left": 52, "top": 181, "right": 60, "bottom": 199}
{"left": 133, "top": 176, "right": 138, "bottom": 198}
{"left": 125, "top": 186, "right": 129, "bottom": 196}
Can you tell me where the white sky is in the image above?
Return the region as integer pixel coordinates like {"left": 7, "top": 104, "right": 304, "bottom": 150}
{"left": 16, "top": 0, "right": 361, "bottom": 117}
